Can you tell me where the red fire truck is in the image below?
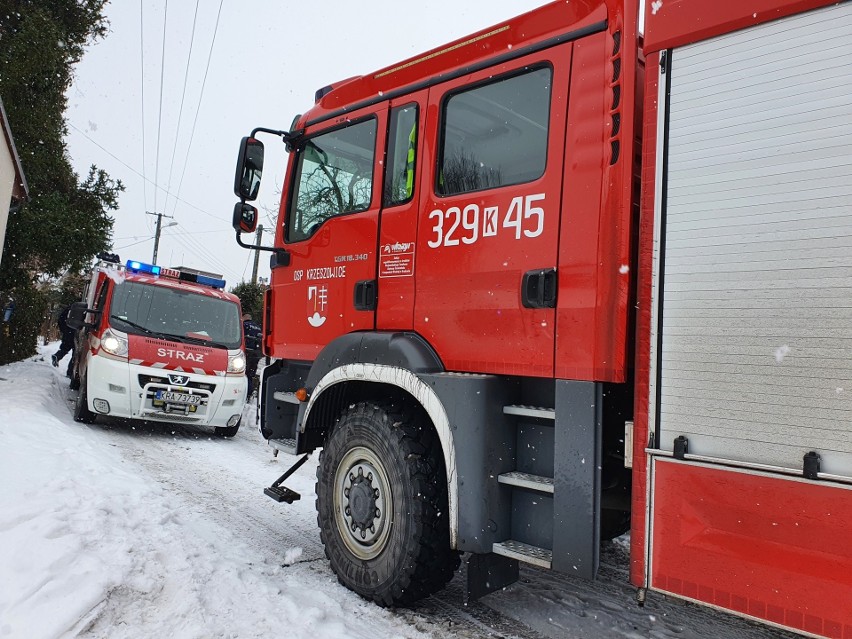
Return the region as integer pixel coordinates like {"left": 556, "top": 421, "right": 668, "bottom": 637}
{"left": 67, "top": 256, "right": 248, "bottom": 437}
{"left": 231, "top": 0, "right": 852, "bottom": 635}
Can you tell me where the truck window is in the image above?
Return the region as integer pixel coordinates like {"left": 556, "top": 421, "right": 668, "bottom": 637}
{"left": 287, "top": 118, "right": 378, "bottom": 242}
{"left": 108, "top": 281, "right": 242, "bottom": 349}
{"left": 437, "top": 66, "right": 552, "bottom": 196}
{"left": 384, "top": 104, "right": 418, "bottom": 207}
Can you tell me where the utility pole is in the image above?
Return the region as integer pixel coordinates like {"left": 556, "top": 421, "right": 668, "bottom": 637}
{"left": 251, "top": 225, "right": 264, "bottom": 284}
{"left": 147, "top": 211, "right": 174, "bottom": 265}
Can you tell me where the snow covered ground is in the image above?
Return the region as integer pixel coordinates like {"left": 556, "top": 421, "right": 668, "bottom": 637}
{"left": 0, "top": 344, "right": 797, "bottom": 639}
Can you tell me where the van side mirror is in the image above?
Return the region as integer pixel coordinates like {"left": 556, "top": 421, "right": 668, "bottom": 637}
{"left": 232, "top": 202, "right": 259, "bottom": 234}
{"left": 66, "top": 301, "right": 98, "bottom": 330}
{"left": 234, "top": 136, "right": 265, "bottom": 201}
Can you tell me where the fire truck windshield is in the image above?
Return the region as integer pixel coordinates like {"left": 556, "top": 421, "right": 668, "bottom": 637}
{"left": 108, "top": 280, "right": 242, "bottom": 349}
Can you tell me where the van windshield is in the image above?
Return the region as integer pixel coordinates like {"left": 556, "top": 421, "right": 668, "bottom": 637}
{"left": 108, "top": 280, "right": 242, "bottom": 349}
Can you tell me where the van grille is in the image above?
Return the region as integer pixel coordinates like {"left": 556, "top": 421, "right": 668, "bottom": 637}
{"left": 138, "top": 374, "right": 216, "bottom": 393}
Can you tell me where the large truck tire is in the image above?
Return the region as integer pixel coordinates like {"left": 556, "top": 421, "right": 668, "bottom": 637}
{"left": 73, "top": 374, "right": 96, "bottom": 424}
{"left": 69, "top": 361, "right": 80, "bottom": 391}
{"left": 316, "top": 400, "right": 459, "bottom": 607}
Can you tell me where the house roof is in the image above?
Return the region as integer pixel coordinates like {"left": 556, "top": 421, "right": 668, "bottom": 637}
{"left": 0, "top": 94, "right": 29, "bottom": 202}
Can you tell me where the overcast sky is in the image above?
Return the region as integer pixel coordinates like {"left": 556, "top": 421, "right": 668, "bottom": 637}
{"left": 65, "top": 0, "right": 551, "bottom": 285}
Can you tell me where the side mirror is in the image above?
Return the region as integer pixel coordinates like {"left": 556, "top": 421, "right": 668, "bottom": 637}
{"left": 66, "top": 301, "right": 96, "bottom": 330}
{"left": 232, "top": 202, "right": 259, "bottom": 234}
{"left": 234, "top": 136, "right": 265, "bottom": 201}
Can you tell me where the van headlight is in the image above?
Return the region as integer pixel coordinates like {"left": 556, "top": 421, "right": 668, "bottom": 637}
{"left": 228, "top": 352, "right": 246, "bottom": 374}
{"left": 100, "top": 328, "right": 128, "bottom": 359}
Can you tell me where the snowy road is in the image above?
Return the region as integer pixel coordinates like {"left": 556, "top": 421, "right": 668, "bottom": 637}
{"left": 0, "top": 346, "right": 797, "bottom": 639}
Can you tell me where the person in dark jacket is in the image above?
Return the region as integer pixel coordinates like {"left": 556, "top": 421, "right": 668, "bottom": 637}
{"left": 52, "top": 304, "right": 76, "bottom": 378}
{"left": 242, "top": 313, "right": 262, "bottom": 396}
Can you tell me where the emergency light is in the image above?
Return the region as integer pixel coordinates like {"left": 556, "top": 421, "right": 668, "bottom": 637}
{"left": 127, "top": 260, "right": 160, "bottom": 275}
{"left": 125, "top": 260, "right": 226, "bottom": 289}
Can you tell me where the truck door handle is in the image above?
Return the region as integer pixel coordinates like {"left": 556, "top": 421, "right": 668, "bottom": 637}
{"left": 521, "top": 268, "right": 557, "bottom": 309}
{"left": 354, "top": 279, "right": 377, "bottom": 311}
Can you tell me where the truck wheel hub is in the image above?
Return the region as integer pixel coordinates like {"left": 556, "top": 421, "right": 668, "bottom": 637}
{"left": 347, "top": 472, "right": 377, "bottom": 528}
{"left": 334, "top": 447, "right": 392, "bottom": 560}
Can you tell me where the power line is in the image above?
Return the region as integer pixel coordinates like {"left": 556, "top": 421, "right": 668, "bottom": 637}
{"left": 153, "top": 0, "right": 170, "bottom": 214}
{"left": 117, "top": 229, "right": 238, "bottom": 285}
{"left": 163, "top": 0, "right": 201, "bottom": 218}
{"left": 241, "top": 247, "right": 252, "bottom": 281}
{"left": 68, "top": 122, "right": 228, "bottom": 223}
{"left": 115, "top": 237, "right": 153, "bottom": 251}
{"left": 139, "top": 0, "right": 148, "bottom": 213}
{"left": 172, "top": 221, "right": 242, "bottom": 282}
{"left": 168, "top": 0, "right": 225, "bottom": 219}
{"left": 179, "top": 232, "right": 239, "bottom": 279}
{"left": 115, "top": 228, "right": 227, "bottom": 240}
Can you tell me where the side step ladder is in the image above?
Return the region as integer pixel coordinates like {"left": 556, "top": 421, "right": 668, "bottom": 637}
{"left": 492, "top": 404, "right": 557, "bottom": 570}
{"left": 264, "top": 453, "right": 311, "bottom": 504}
{"left": 466, "top": 386, "right": 602, "bottom": 602}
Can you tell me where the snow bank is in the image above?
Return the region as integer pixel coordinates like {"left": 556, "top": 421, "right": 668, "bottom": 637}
{"left": 0, "top": 348, "right": 427, "bottom": 639}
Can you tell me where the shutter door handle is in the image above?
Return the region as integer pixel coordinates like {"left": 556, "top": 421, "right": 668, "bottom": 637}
{"left": 521, "top": 268, "right": 557, "bottom": 309}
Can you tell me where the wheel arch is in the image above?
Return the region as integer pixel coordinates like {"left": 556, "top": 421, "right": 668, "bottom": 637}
{"left": 303, "top": 364, "right": 459, "bottom": 548}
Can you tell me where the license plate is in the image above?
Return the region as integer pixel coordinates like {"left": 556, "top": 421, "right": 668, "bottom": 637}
{"left": 155, "top": 391, "right": 201, "bottom": 405}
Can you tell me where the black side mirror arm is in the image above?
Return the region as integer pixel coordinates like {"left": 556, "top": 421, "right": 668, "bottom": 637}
{"left": 234, "top": 231, "right": 290, "bottom": 267}
{"left": 250, "top": 126, "right": 303, "bottom": 153}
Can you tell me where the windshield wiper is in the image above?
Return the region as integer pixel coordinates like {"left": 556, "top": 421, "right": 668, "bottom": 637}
{"left": 176, "top": 334, "right": 231, "bottom": 349}
{"left": 110, "top": 316, "right": 233, "bottom": 349}
{"left": 109, "top": 315, "right": 165, "bottom": 338}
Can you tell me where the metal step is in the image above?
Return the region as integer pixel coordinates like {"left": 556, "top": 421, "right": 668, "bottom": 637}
{"left": 264, "top": 453, "right": 311, "bottom": 506}
{"left": 269, "top": 437, "right": 297, "bottom": 455}
{"left": 503, "top": 405, "right": 555, "bottom": 420}
{"left": 498, "top": 471, "right": 554, "bottom": 494}
{"left": 264, "top": 485, "right": 300, "bottom": 504}
{"left": 492, "top": 540, "right": 552, "bottom": 569}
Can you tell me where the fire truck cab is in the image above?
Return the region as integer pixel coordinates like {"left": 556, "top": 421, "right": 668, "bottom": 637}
{"left": 67, "top": 257, "right": 248, "bottom": 437}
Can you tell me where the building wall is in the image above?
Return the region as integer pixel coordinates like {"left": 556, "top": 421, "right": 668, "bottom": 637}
{"left": 0, "top": 141, "right": 15, "bottom": 266}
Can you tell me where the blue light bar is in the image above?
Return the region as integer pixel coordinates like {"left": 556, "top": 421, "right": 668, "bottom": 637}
{"left": 196, "top": 274, "right": 226, "bottom": 289}
{"left": 126, "top": 260, "right": 160, "bottom": 275}
{"left": 125, "top": 259, "right": 225, "bottom": 289}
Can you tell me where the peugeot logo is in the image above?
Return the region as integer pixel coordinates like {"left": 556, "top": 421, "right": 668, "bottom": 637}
{"left": 168, "top": 374, "right": 190, "bottom": 385}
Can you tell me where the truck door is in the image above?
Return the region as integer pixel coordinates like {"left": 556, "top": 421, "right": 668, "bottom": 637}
{"left": 376, "top": 91, "right": 428, "bottom": 330}
{"left": 414, "top": 46, "right": 572, "bottom": 377}
{"left": 271, "top": 104, "right": 388, "bottom": 361}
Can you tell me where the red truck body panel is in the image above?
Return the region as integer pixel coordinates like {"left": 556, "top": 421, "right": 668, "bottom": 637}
{"left": 642, "top": 0, "right": 835, "bottom": 53}
{"left": 651, "top": 460, "right": 852, "bottom": 638}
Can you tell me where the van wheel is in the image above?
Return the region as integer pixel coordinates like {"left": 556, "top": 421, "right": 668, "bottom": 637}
{"left": 316, "top": 401, "right": 459, "bottom": 607}
{"left": 214, "top": 421, "right": 240, "bottom": 438}
{"left": 73, "top": 374, "right": 96, "bottom": 424}
{"left": 69, "top": 364, "right": 80, "bottom": 391}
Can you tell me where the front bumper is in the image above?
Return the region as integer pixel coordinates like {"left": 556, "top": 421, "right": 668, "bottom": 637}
{"left": 86, "top": 354, "right": 247, "bottom": 429}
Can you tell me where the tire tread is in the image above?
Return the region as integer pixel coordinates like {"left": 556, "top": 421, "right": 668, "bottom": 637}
{"left": 316, "top": 400, "right": 459, "bottom": 607}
